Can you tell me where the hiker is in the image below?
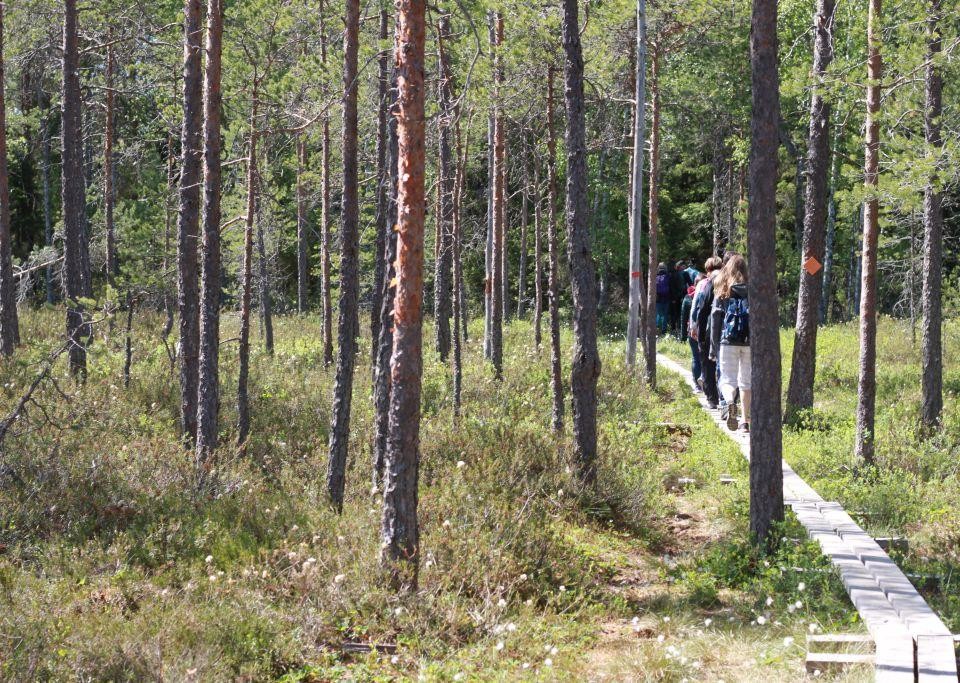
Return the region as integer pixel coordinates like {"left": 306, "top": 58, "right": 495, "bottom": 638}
{"left": 655, "top": 263, "right": 671, "bottom": 334}
{"left": 669, "top": 261, "right": 686, "bottom": 337}
{"left": 681, "top": 278, "right": 703, "bottom": 391}
{"left": 691, "top": 256, "right": 722, "bottom": 408}
{"left": 710, "top": 253, "right": 750, "bottom": 432}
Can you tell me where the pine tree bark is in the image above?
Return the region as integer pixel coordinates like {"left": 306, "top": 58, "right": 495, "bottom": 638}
{"left": 855, "top": 0, "right": 882, "bottom": 465}
{"left": 920, "top": 0, "right": 943, "bottom": 431}
{"left": 237, "top": 102, "right": 258, "bottom": 447}
{"left": 820, "top": 122, "right": 839, "bottom": 324}
{"left": 371, "top": 6, "right": 390, "bottom": 363}
{"left": 546, "top": 66, "right": 563, "bottom": 434}
{"left": 296, "top": 136, "right": 309, "bottom": 314}
{"left": 625, "top": 0, "right": 647, "bottom": 369}
{"left": 195, "top": 0, "right": 225, "bottom": 470}
{"left": 434, "top": 14, "right": 455, "bottom": 362}
{"left": 532, "top": 161, "right": 543, "bottom": 348}
{"left": 786, "top": 0, "right": 835, "bottom": 421}
{"left": 517, "top": 149, "right": 529, "bottom": 319}
{"left": 381, "top": 0, "right": 426, "bottom": 590}
{"left": 748, "top": 0, "right": 784, "bottom": 546}
{"left": 643, "top": 50, "right": 661, "bottom": 388}
{"left": 0, "top": 4, "right": 19, "bottom": 356}
{"left": 327, "top": 0, "right": 361, "bottom": 513}
{"left": 483, "top": 107, "right": 493, "bottom": 359}
{"left": 320, "top": 0, "right": 333, "bottom": 366}
{"left": 42, "top": 111, "right": 56, "bottom": 305}
{"left": 452, "top": 111, "right": 468, "bottom": 416}
{"left": 256, "top": 200, "right": 273, "bottom": 354}
{"left": 104, "top": 34, "right": 117, "bottom": 284}
{"left": 177, "top": 0, "right": 203, "bottom": 442}
{"left": 62, "top": 0, "right": 91, "bottom": 377}
{"left": 563, "top": 0, "right": 600, "bottom": 486}
{"left": 372, "top": 66, "right": 399, "bottom": 489}
{"left": 490, "top": 13, "right": 504, "bottom": 379}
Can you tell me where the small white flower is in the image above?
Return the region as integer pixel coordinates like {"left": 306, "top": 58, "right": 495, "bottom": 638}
{"left": 495, "top": 641, "right": 504, "bottom": 651}
{"left": 544, "top": 658, "right": 553, "bottom": 667}
{"left": 657, "top": 634, "right": 665, "bottom": 643}
{"left": 557, "top": 489, "right": 564, "bottom": 497}
{"left": 522, "top": 662, "right": 530, "bottom": 669}
{"left": 704, "top": 618, "right": 712, "bottom": 627}
{"left": 453, "top": 674, "right": 463, "bottom": 682}
{"left": 394, "top": 607, "right": 404, "bottom": 616}
{"left": 756, "top": 616, "right": 766, "bottom": 625}
{"left": 797, "top": 581, "right": 806, "bottom": 592}
{"left": 550, "top": 647, "right": 558, "bottom": 656}
{"left": 337, "top": 535, "right": 345, "bottom": 543}
{"left": 794, "top": 600, "right": 803, "bottom": 609}
{"left": 519, "top": 574, "right": 527, "bottom": 581}
{"left": 391, "top": 655, "right": 399, "bottom": 664}
{"left": 808, "top": 623, "right": 820, "bottom": 633}
{"left": 456, "top": 460, "right": 466, "bottom": 469}
{"left": 442, "top": 519, "right": 452, "bottom": 528}
{"left": 765, "top": 596, "right": 774, "bottom": 607}
{"left": 208, "top": 574, "right": 217, "bottom": 582}
{"left": 663, "top": 616, "right": 670, "bottom": 623}
{"left": 334, "top": 574, "right": 346, "bottom": 584}
{"left": 506, "top": 623, "right": 517, "bottom": 632}
{"left": 559, "top": 585, "right": 566, "bottom": 593}
{"left": 205, "top": 555, "right": 213, "bottom": 564}
{"left": 787, "top": 604, "right": 796, "bottom": 613}
{"left": 813, "top": 670, "right": 822, "bottom": 678}
{"left": 497, "top": 598, "right": 506, "bottom": 608}
{"left": 783, "top": 637, "right": 795, "bottom": 647}
{"left": 525, "top": 598, "right": 533, "bottom": 606}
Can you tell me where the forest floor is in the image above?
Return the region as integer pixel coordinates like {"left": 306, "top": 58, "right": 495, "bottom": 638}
{"left": 1, "top": 309, "right": 937, "bottom": 681}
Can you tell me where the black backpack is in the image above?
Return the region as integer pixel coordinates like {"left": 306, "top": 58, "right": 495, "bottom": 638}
{"left": 722, "top": 296, "right": 750, "bottom": 344}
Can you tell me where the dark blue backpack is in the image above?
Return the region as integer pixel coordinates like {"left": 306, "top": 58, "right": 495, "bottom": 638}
{"left": 723, "top": 297, "right": 750, "bottom": 344}
{"left": 656, "top": 273, "right": 671, "bottom": 298}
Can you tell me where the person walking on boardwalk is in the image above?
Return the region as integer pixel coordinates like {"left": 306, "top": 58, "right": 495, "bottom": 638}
{"left": 681, "top": 278, "right": 702, "bottom": 391}
{"left": 691, "top": 256, "right": 722, "bottom": 408}
{"left": 710, "top": 254, "right": 751, "bottom": 432}
{"left": 655, "top": 263, "right": 671, "bottom": 334}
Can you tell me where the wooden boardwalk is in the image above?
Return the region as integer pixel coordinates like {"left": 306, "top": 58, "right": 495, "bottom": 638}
{"left": 657, "top": 354, "right": 958, "bottom": 682}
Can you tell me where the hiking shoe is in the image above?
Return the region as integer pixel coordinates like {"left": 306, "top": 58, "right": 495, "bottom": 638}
{"left": 707, "top": 400, "right": 718, "bottom": 410}
{"left": 726, "top": 404, "right": 739, "bottom": 431}
{"left": 739, "top": 422, "right": 750, "bottom": 433}
{"left": 719, "top": 403, "right": 729, "bottom": 422}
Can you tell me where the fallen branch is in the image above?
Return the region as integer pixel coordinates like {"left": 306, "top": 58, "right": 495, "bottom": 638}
{"left": 0, "top": 341, "right": 70, "bottom": 448}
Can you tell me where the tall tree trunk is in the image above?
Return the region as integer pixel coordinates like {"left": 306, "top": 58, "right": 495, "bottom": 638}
{"left": 42, "top": 111, "right": 56, "bottom": 305}
{"left": 711, "top": 146, "right": 723, "bottom": 255}
{"left": 237, "top": 103, "right": 258, "bottom": 447}
{"left": 855, "top": 0, "right": 882, "bottom": 465}
{"left": 162, "top": 128, "right": 176, "bottom": 345}
{"left": 123, "top": 291, "right": 135, "bottom": 388}
{"left": 516, "top": 148, "right": 529, "bottom": 319}
{"left": 563, "top": 0, "right": 600, "bottom": 486}
{"left": 177, "top": 0, "right": 203, "bottom": 442}
{"left": 748, "top": 0, "right": 784, "bottom": 546}
{"left": 296, "top": 136, "right": 309, "bottom": 313}
{"left": 0, "top": 4, "right": 18, "bottom": 356}
{"left": 785, "top": 0, "right": 835, "bottom": 421}
{"left": 920, "top": 0, "right": 943, "bottom": 431}
{"left": 104, "top": 34, "right": 117, "bottom": 284}
{"left": 371, "top": 5, "right": 390, "bottom": 362}
{"left": 372, "top": 66, "right": 399, "bottom": 490}
{"left": 452, "top": 109, "right": 468, "bottom": 416}
{"left": 483, "top": 71, "right": 494, "bottom": 361}
{"left": 326, "top": 0, "right": 361, "bottom": 513}
{"left": 546, "top": 66, "right": 563, "bottom": 434}
{"left": 643, "top": 50, "right": 661, "bottom": 388}
{"left": 434, "top": 14, "right": 455, "bottom": 362}
{"left": 62, "top": 0, "right": 91, "bottom": 377}
{"left": 490, "top": 13, "right": 505, "bottom": 379}
{"left": 532, "top": 160, "right": 543, "bottom": 348}
{"left": 820, "top": 120, "right": 839, "bottom": 324}
{"left": 195, "top": 0, "right": 224, "bottom": 470}
{"left": 256, "top": 200, "right": 273, "bottom": 354}
{"left": 626, "top": 0, "right": 646, "bottom": 369}
{"left": 320, "top": 0, "right": 333, "bottom": 367}
{"left": 381, "top": 0, "right": 426, "bottom": 590}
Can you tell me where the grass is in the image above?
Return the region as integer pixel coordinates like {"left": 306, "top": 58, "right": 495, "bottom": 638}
{"left": 1, "top": 307, "right": 868, "bottom": 681}
{"left": 660, "top": 315, "right": 960, "bottom": 633}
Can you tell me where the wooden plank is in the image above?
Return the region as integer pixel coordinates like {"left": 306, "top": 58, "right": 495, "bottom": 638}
{"left": 805, "top": 652, "right": 874, "bottom": 674}
{"left": 916, "top": 634, "right": 957, "bottom": 682}
{"left": 807, "top": 633, "right": 875, "bottom": 646}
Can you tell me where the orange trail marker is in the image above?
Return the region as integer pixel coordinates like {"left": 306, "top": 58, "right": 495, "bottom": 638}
{"left": 803, "top": 255, "right": 822, "bottom": 276}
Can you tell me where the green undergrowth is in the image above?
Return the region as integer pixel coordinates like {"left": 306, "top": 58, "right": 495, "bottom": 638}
{"left": 661, "top": 316, "right": 960, "bottom": 632}
{"left": 1, "top": 309, "right": 859, "bottom": 681}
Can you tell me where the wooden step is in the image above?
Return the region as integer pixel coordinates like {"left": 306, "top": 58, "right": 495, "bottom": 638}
{"left": 807, "top": 633, "right": 875, "bottom": 648}
{"left": 805, "top": 652, "right": 875, "bottom": 674}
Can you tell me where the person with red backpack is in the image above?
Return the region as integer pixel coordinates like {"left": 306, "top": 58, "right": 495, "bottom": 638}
{"left": 655, "top": 263, "right": 671, "bottom": 334}
{"left": 709, "top": 254, "right": 750, "bottom": 432}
